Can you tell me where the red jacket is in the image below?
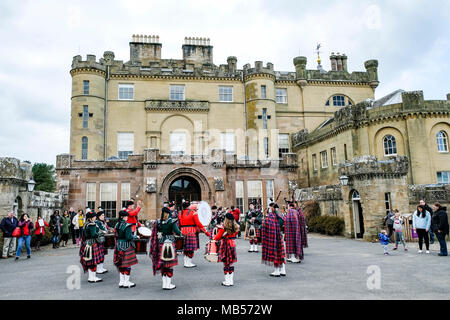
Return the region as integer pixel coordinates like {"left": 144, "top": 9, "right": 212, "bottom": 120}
{"left": 231, "top": 208, "right": 241, "bottom": 222}
{"left": 179, "top": 209, "right": 208, "bottom": 235}
{"left": 126, "top": 206, "right": 142, "bottom": 232}
{"left": 34, "top": 220, "right": 49, "bottom": 235}
{"left": 213, "top": 227, "right": 238, "bottom": 241}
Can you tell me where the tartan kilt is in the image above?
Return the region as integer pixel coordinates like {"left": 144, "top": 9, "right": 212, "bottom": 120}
{"left": 113, "top": 245, "right": 138, "bottom": 269}
{"left": 98, "top": 243, "right": 108, "bottom": 255}
{"left": 183, "top": 233, "right": 199, "bottom": 252}
{"left": 157, "top": 242, "right": 178, "bottom": 270}
{"left": 79, "top": 241, "right": 104, "bottom": 272}
{"left": 246, "top": 226, "right": 261, "bottom": 239}
{"left": 218, "top": 239, "right": 237, "bottom": 266}
{"left": 300, "top": 225, "right": 308, "bottom": 248}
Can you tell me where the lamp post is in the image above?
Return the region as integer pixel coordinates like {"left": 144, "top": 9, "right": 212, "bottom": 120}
{"left": 27, "top": 179, "right": 36, "bottom": 192}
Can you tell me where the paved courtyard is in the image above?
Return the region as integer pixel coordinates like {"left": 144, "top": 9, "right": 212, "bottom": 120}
{"left": 0, "top": 234, "right": 449, "bottom": 300}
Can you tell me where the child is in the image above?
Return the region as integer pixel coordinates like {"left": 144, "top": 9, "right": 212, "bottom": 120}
{"left": 378, "top": 230, "right": 390, "bottom": 255}
{"left": 392, "top": 209, "right": 408, "bottom": 251}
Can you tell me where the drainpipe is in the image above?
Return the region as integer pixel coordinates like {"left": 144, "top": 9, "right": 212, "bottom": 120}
{"left": 104, "top": 65, "right": 110, "bottom": 160}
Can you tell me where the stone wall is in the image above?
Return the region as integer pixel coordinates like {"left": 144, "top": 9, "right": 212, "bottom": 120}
{"left": 408, "top": 183, "right": 450, "bottom": 212}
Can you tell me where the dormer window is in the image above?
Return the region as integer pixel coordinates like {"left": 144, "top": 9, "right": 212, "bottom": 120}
{"left": 325, "top": 94, "right": 353, "bottom": 107}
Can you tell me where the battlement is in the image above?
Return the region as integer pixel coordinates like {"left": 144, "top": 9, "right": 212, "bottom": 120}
{"left": 0, "top": 157, "right": 32, "bottom": 182}
{"left": 243, "top": 61, "right": 275, "bottom": 79}
{"left": 338, "top": 155, "right": 409, "bottom": 178}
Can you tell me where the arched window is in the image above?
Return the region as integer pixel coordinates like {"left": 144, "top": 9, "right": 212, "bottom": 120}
{"left": 81, "top": 137, "right": 88, "bottom": 160}
{"left": 325, "top": 95, "right": 353, "bottom": 107}
{"left": 383, "top": 135, "right": 397, "bottom": 156}
{"left": 436, "top": 131, "right": 448, "bottom": 152}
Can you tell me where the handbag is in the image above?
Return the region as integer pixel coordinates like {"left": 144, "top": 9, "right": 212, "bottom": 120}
{"left": 12, "top": 227, "right": 21, "bottom": 237}
{"left": 411, "top": 228, "right": 418, "bottom": 239}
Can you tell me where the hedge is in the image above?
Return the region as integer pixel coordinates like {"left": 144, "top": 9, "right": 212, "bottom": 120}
{"left": 308, "top": 215, "right": 345, "bottom": 236}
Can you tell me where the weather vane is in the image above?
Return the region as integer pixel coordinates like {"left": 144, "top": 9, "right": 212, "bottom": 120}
{"left": 316, "top": 43, "right": 322, "bottom": 65}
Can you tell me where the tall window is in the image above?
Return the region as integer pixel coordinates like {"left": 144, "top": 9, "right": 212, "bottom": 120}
{"left": 437, "top": 131, "right": 448, "bottom": 152}
{"left": 385, "top": 193, "right": 392, "bottom": 215}
{"left": 278, "top": 134, "right": 290, "bottom": 158}
{"left": 117, "top": 132, "right": 134, "bottom": 159}
{"left": 170, "top": 85, "right": 185, "bottom": 101}
{"left": 83, "top": 80, "right": 89, "bottom": 95}
{"left": 437, "top": 172, "right": 450, "bottom": 184}
{"left": 320, "top": 151, "right": 328, "bottom": 168}
{"left": 118, "top": 84, "right": 134, "bottom": 100}
{"left": 247, "top": 180, "right": 262, "bottom": 207}
{"left": 82, "top": 105, "right": 88, "bottom": 129}
{"left": 221, "top": 132, "right": 235, "bottom": 154}
{"left": 275, "top": 88, "right": 287, "bottom": 104}
{"left": 100, "top": 183, "right": 117, "bottom": 218}
{"left": 235, "top": 181, "right": 244, "bottom": 213}
{"left": 262, "top": 108, "right": 268, "bottom": 129}
{"left": 121, "top": 182, "right": 130, "bottom": 210}
{"left": 170, "top": 132, "right": 186, "bottom": 155}
{"left": 331, "top": 147, "right": 337, "bottom": 166}
{"left": 264, "top": 137, "right": 269, "bottom": 158}
{"left": 344, "top": 144, "right": 348, "bottom": 161}
{"left": 312, "top": 154, "right": 317, "bottom": 171}
{"left": 261, "top": 85, "right": 266, "bottom": 99}
{"left": 219, "top": 86, "right": 233, "bottom": 102}
{"left": 86, "top": 183, "right": 96, "bottom": 210}
{"left": 266, "top": 179, "right": 274, "bottom": 206}
{"left": 81, "top": 137, "right": 88, "bottom": 160}
{"left": 383, "top": 135, "right": 397, "bottom": 156}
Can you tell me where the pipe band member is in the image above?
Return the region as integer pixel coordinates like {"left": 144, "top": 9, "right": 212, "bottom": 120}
{"left": 126, "top": 199, "right": 142, "bottom": 234}
{"left": 79, "top": 211, "right": 104, "bottom": 283}
{"left": 150, "top": 207, "right": 183, "bottom": 290}
{"left": 179, "top": 201, "right": 211, "bottom": 268}
{"left": 285, "top": 203, "right": 303, "bottom": 263}
{"left": 95, "top": 210, "right": 110, "bottom": 274}
{"left": 262, "top": 203, "right": 286, "bottom": 277}
{"left": 214, "top": 212, "right": 239, "bottom": 287}
{"left": 113, "top": 210, "right": 139, "bottom": 288}
{"left": 245, "top": 202, "right": 263, "bottom": 252}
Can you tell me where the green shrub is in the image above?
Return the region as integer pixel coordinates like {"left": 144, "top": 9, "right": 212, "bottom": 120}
{"left": 308, "top": 215, "right": 344, "bottom": 236}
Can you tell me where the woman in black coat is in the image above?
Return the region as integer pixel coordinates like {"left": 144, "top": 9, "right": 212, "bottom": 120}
{"left": 431, "top": 203, "right": 449, "bottom": 256}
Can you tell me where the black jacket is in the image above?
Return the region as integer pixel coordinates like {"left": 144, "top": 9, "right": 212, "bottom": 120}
{"left": 0, "top": 216, "right": 18, "bottom": 237}
{"left": 431, "top": 207, "right": 449, "bottom": 235}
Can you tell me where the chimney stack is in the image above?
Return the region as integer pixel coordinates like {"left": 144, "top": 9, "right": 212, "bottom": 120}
{"left": 330, "top": 52, "right": 348, "bottom": 72}
{"left": 130, "top": 34, "right": 162, "bottom": 65}
{"left": 182, "top": 36, "right": 213, "bottom": 65}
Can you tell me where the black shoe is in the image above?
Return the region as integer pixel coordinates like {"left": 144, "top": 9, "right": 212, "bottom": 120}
{"left": 27, "top": 255, "right": 30, "bottom": 259}
{"left": 15, "top": 257, "right": 19, "bottom": 261}
{"left": 438, "top": 253, "right": 448, "bottom": 256}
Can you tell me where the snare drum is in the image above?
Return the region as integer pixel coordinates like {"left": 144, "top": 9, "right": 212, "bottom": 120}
{"left": 134, "top": 239, "right": 148, "bottom": 254}
{"left": 104, "top": 234, "right": 116, "bottom": 249}
{"left": 175, "top": 236, "right": 184, "bottom": 251}
{"left": 204, "top": 240, "right": 219, "bottom": 263}
{"left": 138, "top": 226, "right": 152, "bottom": 239}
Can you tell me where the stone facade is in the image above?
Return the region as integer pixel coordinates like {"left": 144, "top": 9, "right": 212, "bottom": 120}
{"left": 0, "top": 157, "right": 64, "bottom": 220}
{"left": 58, "top": 34, "right": 379, "bottom": 219}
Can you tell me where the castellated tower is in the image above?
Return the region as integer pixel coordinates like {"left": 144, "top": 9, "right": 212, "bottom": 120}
{"left": 70, "top": 53, "right": 108, "bottom": 161}
{"left": 243, "top": 61, "right": 277, "bottom": 160}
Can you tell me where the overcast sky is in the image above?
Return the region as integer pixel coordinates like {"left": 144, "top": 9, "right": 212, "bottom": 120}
{"left": 0, "top": 0, "right": 449, "bottom": 165}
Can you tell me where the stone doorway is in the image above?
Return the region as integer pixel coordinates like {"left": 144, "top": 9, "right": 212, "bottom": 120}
{"left": 351, "top": 190, "right": 365, "bottom": 239}
{"left": 168, "top": 176, "right": 201, "bottom": 211}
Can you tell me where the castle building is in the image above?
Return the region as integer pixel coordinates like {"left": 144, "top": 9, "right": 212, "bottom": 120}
{"left": 56, "top": 34, "right": 379, "bottom": 220}
{"left": 292, "top": 90, "right": 450, "bottom": 240}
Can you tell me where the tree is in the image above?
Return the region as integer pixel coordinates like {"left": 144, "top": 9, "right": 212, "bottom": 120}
{"left": 32, "top": 163, "right": 56, "bottom": 192}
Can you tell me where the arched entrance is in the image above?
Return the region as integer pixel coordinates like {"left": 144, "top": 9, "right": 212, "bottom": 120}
{"left": 351, "top": 190, "right": 364, "bottom": 239}
{"left": 169, "top": 176, "right": 201, "bottom": 210}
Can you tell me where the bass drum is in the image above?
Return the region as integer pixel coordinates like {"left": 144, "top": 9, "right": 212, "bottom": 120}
{"left": 134, "top": 239, "right": 148, "bottom": 255}
{"left": 204, "top": 240, "right": 219, "bottom": 263}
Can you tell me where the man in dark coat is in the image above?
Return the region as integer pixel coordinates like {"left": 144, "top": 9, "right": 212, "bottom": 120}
{"left": 431, "top": 203, "right": 449, "bottom": 256}
{"left": 1, "top": 212, "right": 18, "bottom": 258}
{"left": 69, "top": 207, "right": 77, "bottom": 245}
